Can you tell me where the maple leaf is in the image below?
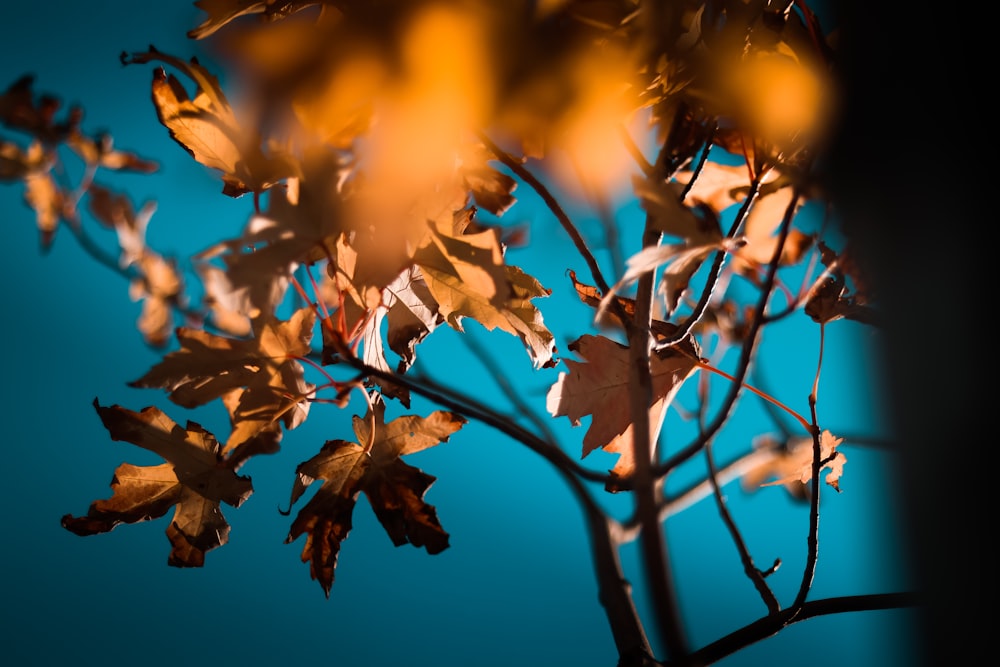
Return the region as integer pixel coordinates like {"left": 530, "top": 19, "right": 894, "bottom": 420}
{"left": 86, "top": 183, "right": 157, "bottom": 266}
{"left": 285, "top": 396, "right": 466, "bottom": 596}
{"left": 86, "top": 183, "right": 182, "bottom": 345}
{"left": 415, "top": 218, "right": 556, "bottom": 368}
{"left": 804, "top": 242, "right": 879, "bottom": 326}
{"left": 121, "top": 48, "right": 299, "bottom": 197}
{"left": 0, "top": 137, "right": 50, "bottom": 181}
{"left": 62, "top": 401, "right": 253, "bottom": 567}
{"left": 731, "top": 184, "right": 811, "bottom": 276}
{"left": 129, "top": 308, "right": 316, "bottom": 445}
{"left": 2, "top": 137, "right": 64, "bottom": 248}
{"left": 129, "top": 253, "right": 183, "bottom": 347}
{"left": 460, "top": 143, "right": 518, "bottom": 217}
{"left": 546, "top": 334, "right": 700, "bottom": 485}
{"left": 631, "top": 173, "right": 720, "bottom": 245}
{"left": 383, "top": 266, "right": 444, "bottom": 372}
{"left": 672, "top": 163, "right": 810, "bottom": 275}
{"left": 742, "top": 430, "right": 847, "bottom": 496}
{"left": 568, "top": 270, "right": 696, "bottom": 342}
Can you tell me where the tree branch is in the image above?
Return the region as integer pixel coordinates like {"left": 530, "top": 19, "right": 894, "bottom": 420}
{"left": 687, "top": 592, "right": 920, "bottom": 665}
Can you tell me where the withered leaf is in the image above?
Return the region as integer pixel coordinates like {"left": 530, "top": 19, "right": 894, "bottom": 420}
{"left": 460, "top": 143, "right": 518, "bottom": 217}
{"left": 195, "top": 262, "right": 254, "bottom": 337}
{"left": 23, "top": 169, "right": 63, "bottom": 249}
{"left": 384, "top": 266, "right": 443, "bottom": 372}
{"left": 632, "top": 173, "right": 720, "bottom": 245}
{"left": 804, "top": 242, "right": 878, "bottom": 326}
{"left": 285, "top": 396, "right": 465, "bottom": 596}
{"left": 130, "top": 308, "right": 316, "bottom": 447}
{"left": 415, "top": 219, "right": 555, "bottom": 368}
{"left": 62, "top": 401, "right": 253, "bottom": 567}
{"left": 743, "top": 430, "right": 846, "bottom": 494}
{"left": 546, "top": 334, "right": 699, "bottom": 484}
{"left": 0, "top": 75, "right": 81, "bottom": 143}
{"left": 122, "top": 49, "right": 299, "bottom": 197}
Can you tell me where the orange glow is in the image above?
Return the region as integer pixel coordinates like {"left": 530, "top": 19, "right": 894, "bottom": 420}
{"left": 366, "top": 4, "right": 494, "bottom": 197}
{"left": 550, "top": 49, "right": 638, "bottom": 194}
{"left": 728, "top": 48, "right": 828, "bottom": 151}
{"left": 294, "top": 54, "right": 387, "bottom": 149}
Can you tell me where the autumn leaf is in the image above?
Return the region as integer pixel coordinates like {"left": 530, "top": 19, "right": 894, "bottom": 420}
{"left": 285, "top": 396, "right": 466, "bottom": 595}
{"left": 23, "top": 169, "right": 63, "bottom": 249}
{"left": 0, "top": 75, "right": 81, "bottom": 143}
{"left": 129, "top": 253, "right": 183, "bottom": 347}
{"left": 546, "top": 334, "right": 700, "bottom": 485}
{"left": 415, "top": 218, "right": 556, "bottom": 368}
{"left": 62, "top": 400, "right": 253, "bottom": 567}
{"left": 460, "top": 143, "right": 518, "bottom": 217}
{"left": 122, "top": 48, "right": 299, "bottom": 197}
{"left": 383, "top": 266, "right": 444, "bottom": 372}
{"left": 194, "top": 262, "right": 254, "bottom": 337}
{"left": 632, "top": 173, "right": 720, "bottom": 245}
{"left": 742, "top": 430, "right": 847, "bottom": 496}
{"left": 129, "top": 308, "right": 316, "bottom": 447}
{"left": 731, "top": 184, "right": 811, "bottom": 276}
{"left": 804, "top": 242, "right": 878, "bottom": 326}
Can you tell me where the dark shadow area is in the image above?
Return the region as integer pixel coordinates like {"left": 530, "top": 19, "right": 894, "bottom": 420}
{"left": 825, "top": 3, "right": 989, "bottom": 665}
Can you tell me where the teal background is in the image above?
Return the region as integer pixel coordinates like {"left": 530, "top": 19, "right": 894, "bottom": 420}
{"left": 0, "top": 3, "right": 921, "bottom": 666}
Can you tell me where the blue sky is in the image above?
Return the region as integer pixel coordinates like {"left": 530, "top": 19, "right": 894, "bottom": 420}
{"left": 0, "top": 3, "right": 919, "bottom": 666}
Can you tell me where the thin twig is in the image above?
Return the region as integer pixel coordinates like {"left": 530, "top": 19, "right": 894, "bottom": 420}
{"left": 476, "top": 131, "right": 615, "bottom": 298}
{"left": 705, "top": 439, "right": 781, "bottom": 614}
{"left": 655, "top": 173, "right": 763, "bottom": 351}
{"left": 790, "top": 323, "right": 827, "bottom": 613}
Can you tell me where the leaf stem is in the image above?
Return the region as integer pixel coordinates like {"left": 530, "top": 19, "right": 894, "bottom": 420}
{"left": 694, "top": 360, "right": 812, "bottom": 432}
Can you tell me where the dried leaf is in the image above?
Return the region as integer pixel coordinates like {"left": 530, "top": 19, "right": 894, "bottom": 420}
{"left": 62, "top": 401, "right": 253, "bottom": 567}
{"left": 285, "top": 396, "right": 465, "bottom": 595}
{"left": 122, "top": 49, "right": 299, "bottom": 196}
{"left": 743, "top": 430, "right": 846, "bottom": 495}
{"left": 546, "top": 334, "right": 699, "bottom": 484}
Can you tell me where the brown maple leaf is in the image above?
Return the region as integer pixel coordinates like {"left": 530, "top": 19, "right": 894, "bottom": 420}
{"left": 121, "top": 48, "right": 299, "bottom": 197}
{"left": 546, "top": 334, "right": 700, "bottom": 486}
{"left": 414, "top": 217, "right": 556, "bottom": 368}
{"left": 742, "top": 430, "right": 847, "bottom": 496}
{"left": 284, "top": 395, "right": 466, "bottom": 596}
{"left": 129, "top": 308, "right": 316, "bottom": 451}
{"left": 804, "top": 242, "right": 878, "bottom": 326}
{"left": 62, "top": 400, "right": 253, "bottom": 567}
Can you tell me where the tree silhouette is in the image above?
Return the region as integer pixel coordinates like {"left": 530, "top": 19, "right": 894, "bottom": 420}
{"left": 1, "top": 1, "right": 933, "bottom": 665}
